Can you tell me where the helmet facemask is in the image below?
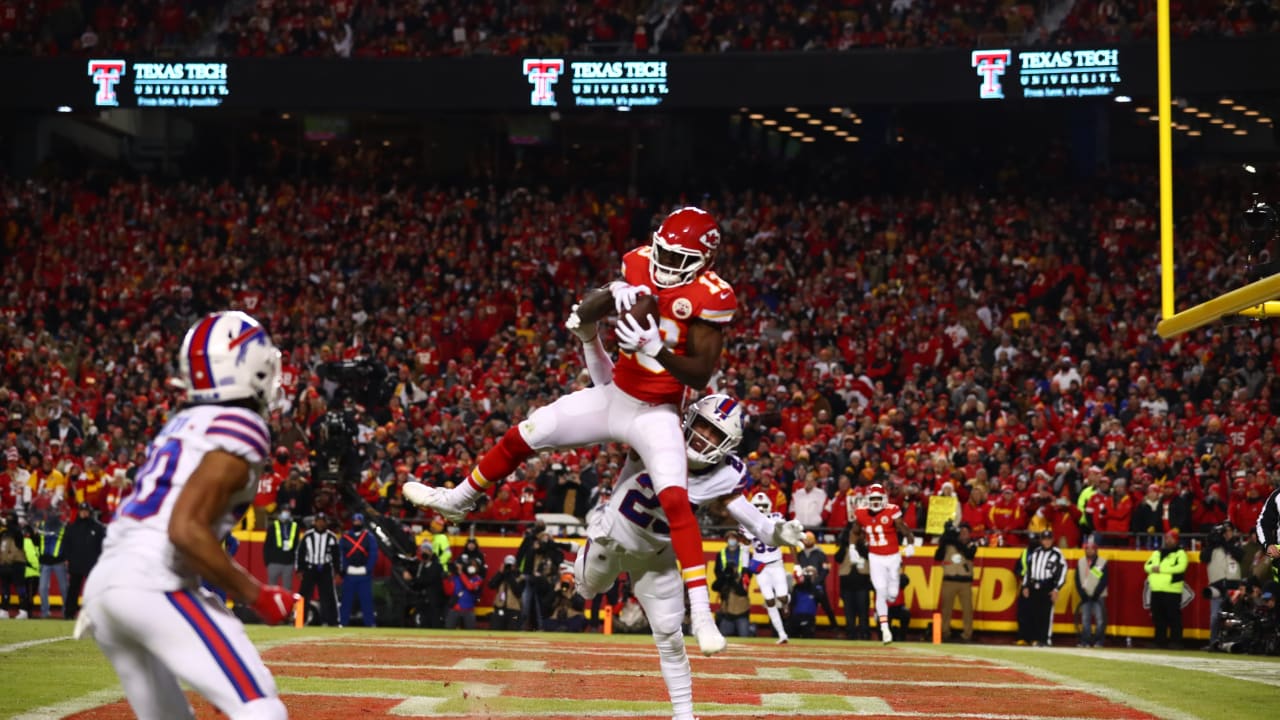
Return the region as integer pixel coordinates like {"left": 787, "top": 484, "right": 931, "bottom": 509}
{"left": 683, "top": 394, "right": 744, "bottom": 470}
{"left": 650, "top": 234, "right": 709, "bottom": 288}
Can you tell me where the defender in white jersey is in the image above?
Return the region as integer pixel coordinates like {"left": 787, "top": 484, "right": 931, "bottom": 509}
{"left": 743, "top": 492, "right": 791, "bottom": 644}
{"left": 79, "top": 311, "right": 296, "bottom": 720}
{"left": 576, "top": 393, "right": 805, "bottom": 720}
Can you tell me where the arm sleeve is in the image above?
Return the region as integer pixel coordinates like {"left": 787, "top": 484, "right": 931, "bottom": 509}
{"left": 581, "top": 334, "right": 614, "bottom": 386}
{"left": 1055, "top": 552, "right": 1067, "bottom": 590}
{"left": 726, "top": 495, "right": 779, "bottom": 545}
{"left": 1257, "top": 488, "right": 1280, "bottom": 546}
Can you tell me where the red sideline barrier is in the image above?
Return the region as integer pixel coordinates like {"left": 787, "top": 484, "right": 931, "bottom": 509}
{"left": 232, "top": 534, "right": 1211, "bottom": 639}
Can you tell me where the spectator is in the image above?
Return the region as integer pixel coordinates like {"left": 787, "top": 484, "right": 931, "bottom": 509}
{"left": 1074, "top": 535, "right": 1109, "bottom": 647}
{"left": 340, "top": 513, "right": 378, "bottom": 627}
{"left": 408, "top": 544, "right": 446, "bottom": 629}
{"left": 1144, "top": 529, "right": 1189, "bottom": 649}
{"left": 934, "top": 520, "right": 977, "bottom": 643}
{"left": 787, "top": 565, "right": 819, "bottom": 639}
{"left": 62, "top": 503, "right": 105, "bottom": 620}
{"left": 0, "top": 518, "right": 29, "bottom": 618}
{"left": 1133, "top": 483, "right": 1164, "bottom": 549}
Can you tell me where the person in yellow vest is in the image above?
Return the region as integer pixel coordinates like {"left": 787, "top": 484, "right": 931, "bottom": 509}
{"left": 712, "top": 530, "right": 752, "bottom": 637}
{"left": 21, "top": 523, "right": 40, "bottom": 619}
{"left": 429, "top": 518, "right": 452, "bottom": 567}
{"left": 263, "top": 509, "right": 299, "bottom": 592}
{"left": 36, "top": 512, "right": 68, "bottom": 618}
{"left": 1144, "top": 528, "right": 1188, "bottom": 649}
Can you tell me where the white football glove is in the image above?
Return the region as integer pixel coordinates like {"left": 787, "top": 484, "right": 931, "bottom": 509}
{"left": 616, "top": 314, "right": 664, "bottom": 357}
{"left": 565, "top": 303, "right": 596, "bottom": 342}
{"left": 902, "top": 543, "right": 916, "bottom": 557}
{"left": 771, "top": 520, "right": 806, "bottom": 548}
{"left": 608, "top": 281, "right": 651, "bottom": 313}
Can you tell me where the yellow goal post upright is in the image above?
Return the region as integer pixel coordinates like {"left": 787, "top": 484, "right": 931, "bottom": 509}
{"left": 1154, "top": 0, "right": 1280, "bottom": 339}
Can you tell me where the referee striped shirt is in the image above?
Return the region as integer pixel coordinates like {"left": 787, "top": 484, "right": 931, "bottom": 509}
{"left": 300, "top": 528, "right": 339, "bottom": 571}
{"left": 1022, "top": 545, "right": 1067, "bottom": 592}
{"left": 1256, "top": 487, "right": 1280, "bottom": 547}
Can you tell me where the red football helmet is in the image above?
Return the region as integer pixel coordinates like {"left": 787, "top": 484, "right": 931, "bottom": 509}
{"left": 650, "top": 206, "right": 721, "bottom": 288}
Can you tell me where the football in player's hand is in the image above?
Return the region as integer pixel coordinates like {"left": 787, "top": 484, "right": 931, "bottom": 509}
{"left": 574, "top": 287, "right": 615, "bottom": 324}
{"left": 622, "top": 293, "right": 660, "bottom": 331}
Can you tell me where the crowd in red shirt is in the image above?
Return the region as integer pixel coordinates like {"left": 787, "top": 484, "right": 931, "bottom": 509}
{"left": 0, "top": 162, "right": 1276, "bottom": 550}
{"left": 5, "top": 0, "right": 1275, "bottom": 59}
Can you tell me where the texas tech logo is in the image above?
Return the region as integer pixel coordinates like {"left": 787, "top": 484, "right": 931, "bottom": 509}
{"left": 523, "top": 58, "right": 564, "bottom": 107}
{"left": 88, "top": 59, "right": 127, "bottom": 106}
{"left": 971, "top": 49, "right": 1012, "bottom": 100}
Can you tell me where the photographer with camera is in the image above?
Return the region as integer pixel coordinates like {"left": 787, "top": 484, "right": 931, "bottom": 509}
{"left": 443, "top": 559, "right": 484, "bottom": 630}
{"left": 712, "top": 530, "right": 752, "bottom": 637}
{"left": 787, "top": 564, "right": 820, "bottom": 639}
{"left": 406, "top": 544, "right": 445, "bottom": 628}
{"left": 543, "top": 565, "right": 587, "bottom": 633}
{"left": 488, "top": 554, "right": 525, "bottom": 630}
{"left": 1204, "top": 522, "right": 1245, "bottom": 648}
{"left": 934, "top": 520, "right": 977, "bottom": 642}
{"left": 515, "top": 520, "right": 567, "bottom": 630}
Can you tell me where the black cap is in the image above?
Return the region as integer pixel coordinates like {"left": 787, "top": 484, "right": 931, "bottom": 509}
{"left": 78, "top": 502, "right": 91, "bottom": 511}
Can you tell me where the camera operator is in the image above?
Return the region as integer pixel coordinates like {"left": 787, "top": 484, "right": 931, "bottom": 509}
{"left": 456, "top": 537, "right": 488, "bottom": 582}
{"left": 444, "top": 559, "right": 484, "bottom": 630}
{"left": 543, "top": 566, "right": 586, "bottom": 633}
{"left": 1205, "top": 522, "right": 1245, "bottom": 648}
{"left": 516, "top": 520, "right": 566, "bottom": 630}
{"left": 934, "top": 520, "right": 977, "bottom": 642}
{"left": 488, "top": 554, "right": 525, "bottom": 630}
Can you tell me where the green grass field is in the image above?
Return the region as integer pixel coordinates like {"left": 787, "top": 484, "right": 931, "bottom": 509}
{"left": 2, "top": 620, "right": 1277, "bottom": 719}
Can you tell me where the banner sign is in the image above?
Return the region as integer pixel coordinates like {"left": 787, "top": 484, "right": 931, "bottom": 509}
{"left": 234, "top": 535, "right": 1210, "bottom": 638}
{"left": 972, "top": 48, "right": 1123, "bottom": 100}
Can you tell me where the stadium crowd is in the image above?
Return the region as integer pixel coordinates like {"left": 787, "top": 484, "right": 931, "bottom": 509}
{"left": 4, "top": 0, "right": 1278, "bottom": 59}
{"left": 1, "top": 161, "right": 1277, "bottom": 552}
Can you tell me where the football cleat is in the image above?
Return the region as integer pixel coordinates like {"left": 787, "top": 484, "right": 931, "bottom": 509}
{"left": 690, "top": 613, "right": 727, "bottom": 656}
{"left": 776, "top": 636, "right": 789, "bottom": 645}
{"left": 402, "top": 481, "right": 470, "bottom": 522}
{"left": 881, "top": 623, "right": 893, "bottom": 645}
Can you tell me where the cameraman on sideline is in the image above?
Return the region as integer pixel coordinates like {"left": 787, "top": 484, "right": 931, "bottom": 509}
{"left": 1204, "top": 522, "right": 1244, "bottom": 648}
{"left": 934, "top": 520, "right": 977, "bottom": 642}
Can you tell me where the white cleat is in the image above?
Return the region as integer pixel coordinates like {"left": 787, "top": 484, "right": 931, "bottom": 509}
{"left": 776, "top": 636, "right": 789, "bottom": 645}
{"left": 691, "top": 614, "right": 727, "bottom": 656}
{"left": 402, "top": 481, "right": 470, "bottom": 522}
{"left": 881, "top": 623, "right": 893, "bottom": 645}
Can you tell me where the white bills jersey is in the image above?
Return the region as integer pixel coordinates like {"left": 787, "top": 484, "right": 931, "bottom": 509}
{"left": 744, "top": 512, "right": 786, "bottom": 566}
{"left": 592, "top": 453, "right": 750, "bottom": 554}
{"left": 89, "top": 405, "right": 269, "bottom": 593}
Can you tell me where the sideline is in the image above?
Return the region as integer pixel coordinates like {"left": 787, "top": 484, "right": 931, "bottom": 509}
{"left": 0, "top": 636, "right": 71, "bottom": 655}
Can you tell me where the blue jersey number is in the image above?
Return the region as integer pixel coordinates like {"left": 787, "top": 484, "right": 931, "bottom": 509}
{"left": 120, "top": 439, "right": 183, "bottom": 520}
{"left": 617, "top": 474, "right": 671, "bottom": 535}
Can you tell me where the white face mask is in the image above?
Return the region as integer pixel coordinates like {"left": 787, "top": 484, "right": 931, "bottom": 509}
{"left": 726, "top": 539, "right": 739, "bottom": 549}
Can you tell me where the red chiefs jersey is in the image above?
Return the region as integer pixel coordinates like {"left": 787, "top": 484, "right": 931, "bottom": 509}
{"left": 854, "top": 504, "right": 903, "bottom": 556}
{"left": 611, "top": 247, "right": 736, "bottom": 405}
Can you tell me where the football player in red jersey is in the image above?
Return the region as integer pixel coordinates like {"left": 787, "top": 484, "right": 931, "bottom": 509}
{"left": 405, "top": 207, "right": 735, "bottom": 656}
{"left": 853, "top": 484, "right": 916, "bottom": 644}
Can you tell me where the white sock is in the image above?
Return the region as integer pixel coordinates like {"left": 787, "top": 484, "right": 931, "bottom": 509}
{"left": 687, "top": 584, "right": 712, "bottom": 620}
{"left": 455, "top": 481, "right": 483, "bottom": 505}
{"left": 766, "top": 605, "right": 787, "bottom": 639}
{"left": 654, "top": 629, "right": 694, "bottom": 720}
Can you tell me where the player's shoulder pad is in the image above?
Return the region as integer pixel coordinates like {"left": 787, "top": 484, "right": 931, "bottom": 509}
{"left": 203, "top": 406, "right": 271, "bottom": 465}
{"left": 691, "top": 270, "right": 736, "bottom": 325}
{"left": 621, "top": 247, "right": 650, "bottom": 286}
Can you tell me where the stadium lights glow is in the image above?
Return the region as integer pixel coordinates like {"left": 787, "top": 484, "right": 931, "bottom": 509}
{"left": 829, "top": 107, "right": 843, "bottom": 114}
{"left": 1182, "top": 106, "right": 1197, "bottom": 113}
{"left": 1196, "top": 112, "right": 1211, "bottom": 119}
{"left": 1232, "top": 105, "right": 1247, "bottom": 112}
{"left": 896, "top": 135, "right": 904, "bottom": 142}
{"left": 1260, "top": 117, "right": 1273, "bottom": 124}
{"left": 834, "top": 130, "right": 848, "bottom": 137}
{"left": 382, "top": 140, "right": 391, "bottom": 147}
{"left": 1135, "top": 106, "right": 1151, "bottom": 113}
{"left": 739, "top": 107, "right": 749, "bottom": 113}
{"left": 1219, "top": 98, "right": 1234, "bottom": 105}
{"left": 1234, "top": 129, "right": 1248, "bottom": 136}
{"left": 853, "top": 118, "right": 863, "bottom": 124}
{"left": 779, "top": 125, "right": 793, "bottom": 132}
{"left": 807, "top": 118, "right": 821, "bottom": 125}
{"left": 801, "top": 137, "right": 815, "bottom": 143}
{"left": 1222, "top": 123, "right": 1237, "bottom": 130}
{"left": 748, "top": 113, "right": 763, "bottom": 120}
{"left": 1245, "top": 110, "right": 1260, "bottom": 117}
{"left": 762, "top": 119, "right": 777, "bottom": 126}
{"left": 845, "top": 136, "right": 859, "bottom": 142}
{"left": 823, "top": 125, "right": 838, "bottom": 131}
{"left": 785, "top": 106, "right": 798, "bottom": 113}
{"left": 1244, "top": 164, "right": 1258, "bottom": 174}
{"left": 56, "top": 106, "right": 72, "bottom": 113}
{"left": 1115, "top": 95, "right": 1132, "bottom": 103}
{"left": 1148, "top": 115, "right": 1160, "bottom": 122}
{"left": 1188, "top": 130, "right": 1202, "bottom": 137}
{"left": 1210, "top": 118, "right": 1225, "bottom": 125}
{"left": 789, "top": 131, "right": 804, "bottom": 138}
{"left": 795, "top": 112, "right": 811, "bottom": 119}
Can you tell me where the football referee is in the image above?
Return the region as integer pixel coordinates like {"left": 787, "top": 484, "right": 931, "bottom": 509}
{"left": 1018, "top": 530, "right": 1066, "bottom": 647}
{"left": 298, "top": 513, "right": 341, "bottom": 626}
{"left": 1258, "top": 486, "right": 1280, "bottom": 561}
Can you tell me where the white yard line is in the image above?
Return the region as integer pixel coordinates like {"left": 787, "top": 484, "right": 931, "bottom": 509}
{"left": 1049, "top": 647, "right": 1280, "bottom": 688}
{"left": 11, "top": 688, "right": 124, "bottom": 720}
{"left": 0, "top": 636, "right": 72, "bottom": 655}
